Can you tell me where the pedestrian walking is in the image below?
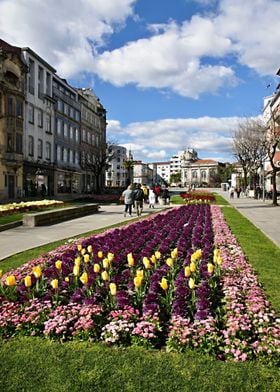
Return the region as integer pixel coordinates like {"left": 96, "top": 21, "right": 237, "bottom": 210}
{"left": 134, "top": 183, "right": 145, "bottom": 216}
{"left": 121, "top": 184, "right": 134, "bottom": 217}
{"left": 148, "top": 187, "right": 156, "bottom": 208}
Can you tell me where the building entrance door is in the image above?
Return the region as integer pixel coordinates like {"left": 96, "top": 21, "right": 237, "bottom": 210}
{"left": 8, "top": 175, "right": 15, "bottom": 199}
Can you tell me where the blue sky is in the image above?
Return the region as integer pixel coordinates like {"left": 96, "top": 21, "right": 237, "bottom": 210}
{"left": 1, "top": 0, "right": 279, "bottom": 162}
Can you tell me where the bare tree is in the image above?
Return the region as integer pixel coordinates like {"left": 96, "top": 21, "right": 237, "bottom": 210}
{"left": 81, "top": 141, "right": 117, "bottom": 194}
{"left": 232, "top": 119, "right": 268, "bottom": 196}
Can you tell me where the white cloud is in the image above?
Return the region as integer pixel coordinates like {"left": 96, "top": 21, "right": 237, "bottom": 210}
{"left": 107, "top": 115, "right": 249, "bottom": 163}
{"left": 215, "top": 0, "right": 280, "bottom": 75}
{"left": 0, "top": 0, "right": 279, "bottom": 97}
{"left": 0, "top": 0, "right": 136, "bottom": 77}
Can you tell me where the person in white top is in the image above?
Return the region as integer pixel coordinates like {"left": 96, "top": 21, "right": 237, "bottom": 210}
{"left": 148, "top": 188, "right": 156, "bottom": 208}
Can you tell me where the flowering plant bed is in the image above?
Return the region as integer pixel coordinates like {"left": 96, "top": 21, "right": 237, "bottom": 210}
{"left": 0, "top": 205, "right": 279, "bottom": 364}
{"left": 0, "top": 200, "right": 64, "bottom": 216}
{"left": 180, "top": 191, "right": 215, "bottom": 204}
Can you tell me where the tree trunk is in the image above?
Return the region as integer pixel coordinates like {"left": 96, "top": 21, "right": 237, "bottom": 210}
{"left": 271, "top": 171, "right": 278, "bottom": 206}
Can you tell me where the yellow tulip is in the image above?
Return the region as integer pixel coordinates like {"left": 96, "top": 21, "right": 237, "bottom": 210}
{"left": 166, "top": 258, "right": 173, "bottom": 267}
{"left": 87, "top": 245, "right": 93, "bottom": 253}
{"left": 136, "top": 269, "right": 144, "bottom": 278}
{"left": 171, "top": 248, "right": 178, "bottom": 259}
{"left": 0, "top": 269, "right": 3, "bottom": 278}
{"left": 97, "top": 251, "right": 103, "bottom": 258}
{"left": 155, "top": 251, "right": 161, "bottom": 260}
{"left": 55, "top": 260, "right": 62, "bottom": 270}
{"left": 160, "top": 277, "right": 168, "bottom": 291}
{"left": 207, "top": 263, "right": 214, "bottom": 274}
{"left": 32, "top": 266, "right": 42, "bottom": 279}
{"left": 134, "top": 276, "right": 143, "bottom": 288}
{"left": 73, "top": 264, "right": 80, "bottom": 277}
{"left": 74, "top": 257, "right": 81, "bottom": 266}
{"left": 190, "top": 262, "right": 196, "bottom": 273}
{"left": 107, "top": 252, "right": 114, "bottom": 263}
{"left": 103, "top": 258, "right": 109, "bottom": 269}
{"left": 80, "top": 272, "right": 88, "bottom": 285}
{"left": 150, "top": 255, "right": 157, "bottom": 264}
{"left": 184, "top": 266, "right": 191, "bottom": 277}
{"left": 83, "top": 254, "right": 90, "bottom": 263}
{"left": 5, "top": 275, "right": 16, "bottom": 286}
{"left": 216, "top": 256, "right": 223, "bottom": 266}
{"left": 65, "top": 277, "right": 70, "bottom": 282}
{"left": 101, "top": 271, "right": 109, "bottom": 281}
{"left": 143, "top": 257, "right": 151, "bottom": 269}
{"left": 93, "top": 263, "right": 101, "bottom": 273}
{"left": 50, "top": 279, "right": 59, "bottom": 289}
{"left": 188, "top": 277, "right": 195, "bottom": 290}
{"left": 81, "top": 248, "right": 86, "bottom": 255}
{"left": 24, "top": 275, "right": 32, "bottom": 288}
{"left": 127, "top": 252, "right": 135, "bottom": 267}
{"left": 109, "top": 282, "right": 117, "bottom": 296}
{"left": 77, "top": 244, "right": 82, "bottom": 252}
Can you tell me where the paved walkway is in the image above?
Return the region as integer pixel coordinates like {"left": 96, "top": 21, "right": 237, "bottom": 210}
{"left": 0, "top": 189, "right": 279, "bottom": 261}
{"left": 0, "top": 204, "right": 170, "bottom": 261}
{"left": 214, "top": 188, "right": 280, "bottom": 247}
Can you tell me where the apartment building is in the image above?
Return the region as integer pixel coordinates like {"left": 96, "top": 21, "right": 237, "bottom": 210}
{"left": 105, "top": 145, "right": 128, "bottom": 187}
{"left": 0, "top": 39, "right": 107, "bottom": 202}
{"left": 21, "top": 46, "right": 56, "bottom": 198}
{"left": 0, "top": 40, "right": 27, "bottom": 200}
{"left": 149, "top": 161, "right": 170, "bottom": 184}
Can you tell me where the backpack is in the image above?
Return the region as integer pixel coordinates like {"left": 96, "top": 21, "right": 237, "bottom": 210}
{"left": 134, "top": 188, "right": 144, "bottom": 201}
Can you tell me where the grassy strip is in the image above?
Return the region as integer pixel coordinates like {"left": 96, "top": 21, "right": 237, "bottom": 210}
{"left": 0, "top": 338, "right": 279, "bottom": 392}
{"left": 221, "top": 205, "right": 280, "bottom": 314}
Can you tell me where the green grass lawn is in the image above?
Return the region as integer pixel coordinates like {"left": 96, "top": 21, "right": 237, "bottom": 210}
{"left": 0, "top": 197, "right": 279, "bottom": 391}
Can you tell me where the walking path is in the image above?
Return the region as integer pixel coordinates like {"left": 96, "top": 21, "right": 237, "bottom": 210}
{"left": 214, "top": 188, "right": 280, "bottom": 247}
{"left": 0, "top": 189, "right": 279, "bottom": 261}
{"left": 0, "top": 204, "right": 169, "bottom": 261}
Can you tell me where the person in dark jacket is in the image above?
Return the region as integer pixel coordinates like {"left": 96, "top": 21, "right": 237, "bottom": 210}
{"left": 134, "top": 183, "right": 145, "bottom": 216}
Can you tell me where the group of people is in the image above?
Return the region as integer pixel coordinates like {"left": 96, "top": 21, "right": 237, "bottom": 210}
{"left": 121, "top": 183, "right": 170, "bottom": 217}
{"left": 229, "top": 186, "right": 241, "bottom": 199}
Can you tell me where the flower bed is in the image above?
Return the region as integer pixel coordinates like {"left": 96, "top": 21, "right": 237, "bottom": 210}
{"left": 0, "top": 200, "right": 64, "bottom": 215}
{"left": 0, "top": 204, "right": 279, "bottom": 364}
{"left": 180, "top": 191, "right": 215, "bottom": 204}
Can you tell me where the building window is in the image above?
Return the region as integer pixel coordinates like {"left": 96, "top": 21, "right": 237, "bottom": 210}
{"left": 46, "top": 142, "right": 51, "bottom": 160}
{"left": 45, "top": 114, "right": 51, "bottom": 133}
{"left": 57, "top": 100, "right": 63, "bottom": 112}
{"left": 75, "top": 128, "right": 79, "bottom": 142}
{"left": 81, "top": 129, "right": 86, "bottom": 142}
{"left": 7, "top": 96, "right": 13, "bottom": 115}
{"left": 69, "top": 126, "right": 74, "bottom": 140}
{"left": 38, "top": 139, "right": 43, "bottom": 158}
{"left": 16, "top": 133, "right": 23, "bottom": 154}
{"left": 7, "top": 133, "right": 13, "bottom": 152}
{"left": 69, "top": 149, "right": 73, "bottom": 163}
{"left": 201, "top": 170, "right": 207, "bottom": 181}
{"left": 38, "top": 109, "right": 43, "bottom": 127}
{"left": 28, "top": 59, "right": 35, "bottom": 94}
{"left": 63, "top": 147, "right": 67, "bottom": 162}
{"left": 56, "top": 119, "right": 62, "bottom": 135}
{"left": 28, "top": 135, "right": 34, "bottom": 156}
{"left": 46, "top": 72, "right": 51, "bottom": 96}
{"left": 16, "top": 100, "right": 23, "bottom": 118}
{"left": 192, "top": 170, "right": 198, "bottom": 179}
{"left": 75, "top": 151, "right": 79, "bottom": 164}
{"left": 28, "top": 104, "right": 34, "bottom": 123}
{"left": 56, "top": 145, "right": 61, "bottom": 161}
{"left": 64, "top": 103, "right": 68, "bottom": 116}
{"left": 38, "top": 66, "right": 44, "bottom": 99}
{"left": 64, "top": 123, "right": 68, "bottom": 138}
